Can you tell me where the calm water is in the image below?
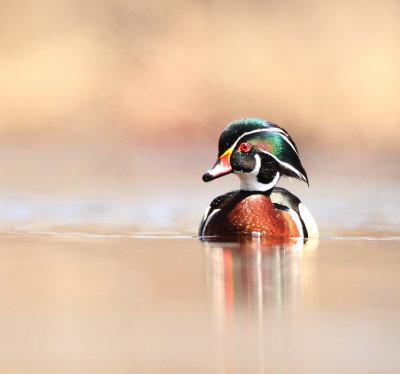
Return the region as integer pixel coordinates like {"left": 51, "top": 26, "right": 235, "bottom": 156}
{"left": 0, "top": 232, "right": 399, "bottom": 373}
{"left": 0, "top": 145, "right": 399, "bottom": 373}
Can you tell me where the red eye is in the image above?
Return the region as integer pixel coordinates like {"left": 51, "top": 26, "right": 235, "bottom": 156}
{"left": 238, "top": 142, "right": 252, "bottom": 153}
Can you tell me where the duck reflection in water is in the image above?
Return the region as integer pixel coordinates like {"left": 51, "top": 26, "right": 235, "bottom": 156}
{"left": 203, "top": 236, "right": 318, "bottom": 372}
{"left": 205, "top": 236, "right": 318, "bottom": 320}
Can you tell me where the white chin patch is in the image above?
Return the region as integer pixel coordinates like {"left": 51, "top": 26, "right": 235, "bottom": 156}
{"left": 236, "top": 154, "right": 280, "bottom": 191}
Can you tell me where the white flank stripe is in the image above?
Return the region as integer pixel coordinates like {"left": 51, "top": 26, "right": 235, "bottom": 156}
{"left": 230, "top": 128, "right": 299, "bottom": 156}
{"left": 201, "top": 209, "right": 221, "bottom": 236}
{"left": 286, "top": 208, "right": 304, "bottom": 238}
{"left": 202, "top": 205, "right": 211, "bottom": 222}
{"left": 299, "top": 203, "right": 319, "bottom": 238}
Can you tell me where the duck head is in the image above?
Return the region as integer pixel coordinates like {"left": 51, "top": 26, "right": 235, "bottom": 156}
{"left": 202, "top": 118, "right": 308, "bottom": 192}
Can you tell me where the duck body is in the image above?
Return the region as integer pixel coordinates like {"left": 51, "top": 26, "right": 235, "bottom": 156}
{"left": 200, "top": 118, "right": 319, "bottom": 239}
{"left": 199, "top": 187, "right": 318, "bottom": 238}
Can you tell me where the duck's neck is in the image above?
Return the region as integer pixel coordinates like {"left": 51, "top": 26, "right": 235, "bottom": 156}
{"left": 237, "top": 171, "right": 280, "bottom": 192}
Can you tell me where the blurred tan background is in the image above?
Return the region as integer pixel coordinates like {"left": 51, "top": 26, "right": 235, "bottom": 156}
{"left": 1, "top": 0, "right": 399, "bottom": 147}
{"left": 0, "top": 0, "right": 399, "bottom": 231}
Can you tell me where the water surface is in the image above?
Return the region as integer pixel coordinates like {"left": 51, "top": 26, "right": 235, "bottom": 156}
{"left": 0, "top": 231, "right": 399, "bottom": 373}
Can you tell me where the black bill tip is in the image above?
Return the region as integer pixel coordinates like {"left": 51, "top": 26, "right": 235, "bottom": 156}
{"left": 202, "top": 172, "right": 213, "bottom": 182}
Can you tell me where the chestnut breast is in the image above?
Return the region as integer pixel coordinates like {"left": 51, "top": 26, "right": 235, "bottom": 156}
{"left": 204, "top": 193, "right": 301, "bottom": 237}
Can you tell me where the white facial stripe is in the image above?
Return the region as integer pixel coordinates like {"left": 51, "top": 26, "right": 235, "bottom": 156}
{"left": 237, "top": 154, "right": 280, "bottom": 191}
{"left": 275, "top": 132, "right": 299, "bottom": 155}
{"left": 230, "top": 128, "right": 299, "bottom": 156}
{"left": 230, "top": 129, "right": 279, "bottom": 150}
{"left": 253, "top": 152, "right": 262, "bottom": 173}
{"left": 258, "top": 149, "right": 306, "bottom": 181}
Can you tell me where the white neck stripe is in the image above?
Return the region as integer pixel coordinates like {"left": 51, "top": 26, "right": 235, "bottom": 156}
{"left": 238, "top": 170, "right": 280, "bottom": 191}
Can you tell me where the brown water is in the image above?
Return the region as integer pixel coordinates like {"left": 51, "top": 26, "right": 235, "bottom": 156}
{"left": 0, "top": 145, "right": 399, "bottom": 373}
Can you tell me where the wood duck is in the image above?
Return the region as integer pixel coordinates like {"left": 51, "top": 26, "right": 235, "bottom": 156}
{"left": 199, "top": 118, "right": 319, "bottom": 238}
